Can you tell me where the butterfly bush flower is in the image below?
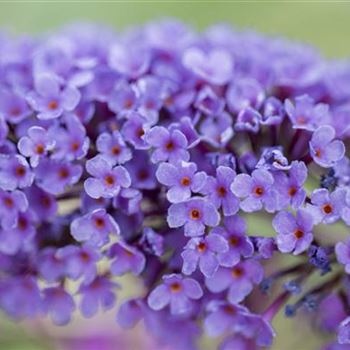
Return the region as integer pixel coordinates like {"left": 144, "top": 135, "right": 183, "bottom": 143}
{"left": 156, "top": 161, "right": 206, "bottom": 203}
{"left": 200, "top": 166, "right": 239, "bottom": 216}
{"left": 212, "top": 215, "right": 254, "bottom": 267}
{"left": 0, "top": 154, "right": 34, "bottom": 190}
{"left": 231, "top": 168, "right": 276, "bottom": 212}
{"left": 181, "top": 233, "right": 229, "bottom": 277}
{"left": 310, "top": 125, "right": 345, "bottom": 168}
{"left": 167, "top": 197, "right": 220, "bottom": 236}
{"left": 182, "top": 48, "right": 233, "bottom": 85}
{"left": 206, "top": 260, "right": 264, "bottom": 303}
{"left": 145, "top": 126, "right": 189, "bottom": 164}
{"left": 273, "top": 209, "right": 314, "bottom": 255}
{"left": 0, "top": 21, "right": 350, "bottom": 350}
{"left": 96, "top": 130, "right": 132, "bottom": 165}
{"left": 27, "top": 74, "right": 80, "bottom": 120}
{"left": 147, "top": 273, "right": 203, "bottom": 315}
{"left": 84, "top": 155, "right": 131, "bottom": 199}
{"left": 71, "top": 208, "right": 120, "bottom": 247}
{"left": 18, "top": 126, "right": 55, "bottom": 167}
{"left": 108, "top": 241, "right": 146, "bottom": 276}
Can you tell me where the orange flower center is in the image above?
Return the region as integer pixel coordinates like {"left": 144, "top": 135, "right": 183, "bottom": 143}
{"left": 112, "top": 145, "right": 121, "bottom": 155}
{"left": 4, "top": 197, "right": 14, "bottom": 208}
{"left": 323, "top": 204, "right": 333, "bottom": 214}
{"left": 165, "top": 141, "right": 174, "bottom": 151}
{"left": 105, "top": 175, "right": 115, "bottom": 186}
{"left": 294, "top": 229, "right": 304, "bottom": 239}
{"left": 15, "top": 165, "right": 26, "bottom": 177}
{"left": 229, "top": 236, "right": 240, "bottom": 246}
{"left": 94, "top": 217, "right": 105, "bottom": 229}
{"left": 170, "top": 282, "right": 182, "bottom": 293}
{"left": 190, "top": 209, "right": 201, "bottom": 220}
{"left": 288, "top": 187, "right": 297, "bottom": 196}
{"left": 71, "top": 142, "right": 80, "bottom": 151}
{"left": 181, "top": 176, "right": 191, "bottom": 186}
{"left": 217, "top": 186, "right": 227, "bottom": 197}
{"left": 224, "top": 305, "right": 236, "bottom": 314}
{"left": 48, "top": 100, "right": 58, "bottom": 110}
{"left": 254, "top": 186, "right": 264, "bottom": 196}
{"left": 58, "top": 168, "right": 69, "bottom": 179}
{"left": 232, "top": 267, "right": 243, "bottom": 278}
{"left": 137, "top": 128, "right": 145, "bottom": 138}
{"left": 18, "top": 217, "right": 27, "bottom": 230}
{"left": 197, "top": 242, "right": 207, "bottom": 253}
{"left": 35, "top": 144, "right": 45, "bottom": 154}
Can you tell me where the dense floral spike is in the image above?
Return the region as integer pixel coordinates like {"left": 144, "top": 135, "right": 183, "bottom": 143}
{"left": 0, "top": 20, "right": 349, "bottom": 350}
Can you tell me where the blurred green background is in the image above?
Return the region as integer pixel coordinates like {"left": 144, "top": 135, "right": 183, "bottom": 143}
{"left": 0, "top": 1, "right": 350, "bottom": 350}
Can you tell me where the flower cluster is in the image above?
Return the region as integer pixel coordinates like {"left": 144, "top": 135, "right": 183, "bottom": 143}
{"left": 0, "top": 20, "right": 350, "bottom": 350}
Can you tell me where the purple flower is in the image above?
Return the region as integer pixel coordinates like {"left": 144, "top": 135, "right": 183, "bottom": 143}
{"left": 79, "top": 276, "right": 117, "bottom": 318}
{"left": 182, "top": 47, "right": 233, "bottom": 85}
{"left": 113, "top": 188, "right": 142, "bottom": 215}
{"left": 226, "top": 78, "right": 265, "bottom": 114}
{"left": 18, "top": 126, "right": 55, "bottom": 167}
{"left": 235, "top": 107, "right": 262, "bottom": 134}
{"left": 285, "top": 95, "right": 329, "bottom": 131}
{"left": 38, "top": 247, "right": 66, "bottom": 282}
{"left": 35, "top": 159, "right": 82, "bottom": 195}
{"left": 205, "top": 260, "right": 264, "bottom": 303}
{"left": 84, "top": 155, "right": 131, "bottom": 199}
{"left": 0, "top": 277, "right": 41, "bottom": 320}
{"left": 27, "top": 74, "right": 80, "bottom": 120}
{"left": 317, "top": 294, "right": 346, "bottom": 332}
{"left": 0, "top": 116, "right": 8, "bottom": 145}
{"left": 70, "top": 208, "right": 120, "bottom": 247}
{"left": 25, "top": 185, "right": 57, "bottom": 220}
{"left": 96, "top": 130, "right": 132, "bottom": 165}
{"left": 212, "top": 215, "right": 254, "bottom": 267}
{"left": 181, "top": 233, "right": 228, "bottom": 277}
{"left": 42, "top": 287, "right": 75, "bottom": 325}
{"left": 0, "top": 210, "right": 36, "bottom": 255}
{"left": 336, "top": 238, "right": 350, "bottom": 274}
{"left": 309, "top": 125, "right": 345, "bottom": 168}
{"left": 145, "top": 126, "right": 189, "bottom": 164}
{"left": 57, "top": 245, "right": 100, "bottom": 283}
{"left": 0, "top": 89, "right": 31, "bottom": 124}
{"left": 170, "top": 116, "right": 200, "bottom": 149}
{"left": 231, "top": 168, "right": 276, "bottom": 213}
{"left": 108, "top": 43, "right": 150, "bottom": 79}
{"left": 274, "top": 161, "right": 308, "bottom": 210}
{"left": 156, "top": 161, "right": 206, "bottom": 203}
{"left": 200, "top": 166, "right": 239, "bottom": 216}
{"left": 272, "top": 209, "right": 314, "bottom": 255}
{"left": 308, "top": 187, "right": 346, "bottom": 224}
{"left": 50, "top": 115, "right": 90, "bottom": 161}
{"left": 0, "top": 189, "right": 28, "bottom": 229}
{"left": 194, "top": 86, "right": 225, "bottom": 116}
{"left": 121, "top": 112, "right": 150, "bottom": 150}
{"left": 139, "top": 227, "right": 164, "bottom": 257}
{"left": 0, "top": 154, "right": 34, "bottom": 190}
{"left": 261, "top": 96, "right": 284, "bottom": 125}
{"left": 108, "top": 241, "right": 146, "bottom": 276}
{"left": 117, "top": 298, "right": 144, "bottom": 329}
{"left": 338, "top": 317, "right": 350, "bottom": 345}
{"left": 256, "top": 147, "right": 290, "bottom": 171}
{"left": 147, "top": 273, "right": 203, "bottom": 315}
{"left": 167, "top": 197, "right": 220, "bottom": 237}
{"left": 125, "top": 150, "right": 157, "bottom": 190}
{"left": 107, "top": 80, "right": 138, "bottom": 116}
{"left": 200, "top": 111, "right": 234, "bottom": 147}
{"left": 204, "top": 301, "right": 250, "bottom": 337}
